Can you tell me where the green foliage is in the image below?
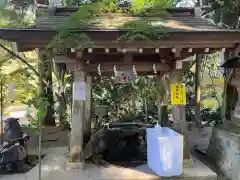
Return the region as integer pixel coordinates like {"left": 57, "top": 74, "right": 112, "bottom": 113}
{"left": 201, "top": 108, "right": 221, "bottom": 124}
{"left": 28, "top": 96, "right": 49, "bottom": 129}
{"left": 92, "top": 76, "right": 158, "bottom": 121}
{"left": 48, "top": 3, "right": 100, "bottom": 49}
{"left": 183, "top": 53, "right": 224, "bottom": 123}
{"left": 206, "top": 0, "right": 240, "bottom": 28}
{"left": 49, "top": 0, "right": 170, "bottom": 50}
{"left": 5, "top": 0, "right": 35, "bottom": 11}
{"left": 0, "top": 52, "right": 38, "bottom": 107}
{"left": 131, "top": 0, "right": 172, "bottom": 16}
{"left": 0, "top": 8, "right": 29, "bottom": 28}
{"left": 119, "top": 20, "right": 166, "bottom": 41}
{"left": 0, "top": 0, "right": 34, "bottom": 28}
{"left": 36, "top": 96, "right": 49, "bottom": 128}
{"left": 0, "top": 3, "right": 38, "bottom": 107}
{"left": 55, "top": 33, "right": 92, "bottom": 49}
{"left": 203, "top": 2, "right": 239, "bottom": 121}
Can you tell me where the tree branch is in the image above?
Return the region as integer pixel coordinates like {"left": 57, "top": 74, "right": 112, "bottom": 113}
{"left": 0, "top": 43, "right": 40, "bottom": 77}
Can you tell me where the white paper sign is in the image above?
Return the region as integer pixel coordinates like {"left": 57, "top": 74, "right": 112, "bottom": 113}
{"left": 176, "top": 60, "right": 182, "bottom": 69}
{"left": 74, "top": 81, "right": 86, "bottom": 101}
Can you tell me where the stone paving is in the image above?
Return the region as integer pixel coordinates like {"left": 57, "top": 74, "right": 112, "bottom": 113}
{"left": 0, "top": 147, "right": 217, "bottom": 180}
{"left": 0, "top": 147, "right": 67, "bottom": 180}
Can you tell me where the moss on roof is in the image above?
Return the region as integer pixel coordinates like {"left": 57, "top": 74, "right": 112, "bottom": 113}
{"left": 36, "top": 13, "right": 220, "bottom": 32}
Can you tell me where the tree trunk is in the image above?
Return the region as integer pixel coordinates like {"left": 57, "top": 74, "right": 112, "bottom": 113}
{"left": 84, "top": 76, "right": 92, "bottom": 140}
{"left": 55, "top": 63, "right": 69, "bottom": 127}
{"left": 170, "top": 71, "right": 192, "bottom": 167}
{"left": 38, "top": 49, "right": 55, "bottom": 126}
{"left": 155, "top": 75, "right": 169, "bottom": 125}
{"left": 194, "top": 54, "right": 202, "bottom": 126}
{"left": 160, "top": 105, "right": 169, "bottom": 127}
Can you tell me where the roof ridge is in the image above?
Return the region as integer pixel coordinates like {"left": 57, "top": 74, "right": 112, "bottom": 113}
{"left": 52, "top": 7, "right": 195, "bottom": 17}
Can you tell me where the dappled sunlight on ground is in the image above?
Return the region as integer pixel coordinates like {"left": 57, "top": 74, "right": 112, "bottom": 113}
{"left": 42, "top": 164, "right": 63, "bottom": 172}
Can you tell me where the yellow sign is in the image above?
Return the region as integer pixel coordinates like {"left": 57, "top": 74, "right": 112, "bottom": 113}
{"left": 171, "top": 84, "right": 186, "bottom": 105}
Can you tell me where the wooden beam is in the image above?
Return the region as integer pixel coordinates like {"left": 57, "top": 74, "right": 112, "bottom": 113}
{"left": 76, "top": 51, "right": 83, "bottom": 58}
{"left": 83, "top": 52, "right": 189, "bottom": 61}
{"left": 174, "top": 48, "right": 182, "bottom": 57}
{"left": 15, "top": 40, "right": 237, "bottom": 52}
{"left": 83, "top": 48, "right": 216, "bottom": 55}
{"left": 54, "top": 55, "right": 74, "bottom": 63}
{"left": 88, "top": 71, "right": 164, "bottom": 76}
{"left": 124, "top": 53, "right": 132, "bottom": 63}
{"left": 80, "top": 41, "right": 237, "bottom": 49}
{"left": 4, "top": 29, "right": 240, "bottom": 45}
{"left": 85, "top": 62, "right": 171, "bottom": 73}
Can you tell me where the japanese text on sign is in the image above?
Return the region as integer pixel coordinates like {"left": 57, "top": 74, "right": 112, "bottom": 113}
{"left": 171, "top": 84, "right": 186, "bottom": 105}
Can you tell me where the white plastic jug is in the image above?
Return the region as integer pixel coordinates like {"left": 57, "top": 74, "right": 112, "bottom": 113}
{"left": 147, "top": 127, "right": 183, "bottom": 177}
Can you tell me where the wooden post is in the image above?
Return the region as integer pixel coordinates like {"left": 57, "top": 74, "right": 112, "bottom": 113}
{"left": 84, "top": 76, "right": 92, "bottom": 140}
{"left": 69, "top": 61, "right": 86, "bottom": 169}
{"left": 155, "top": 74, "right": 169, "bottom": 126}
{"left": 195, "top": 54, "right": 202, "bottom": 126}
{"left": 172, "top": 104, "right": 192, "bottom": 167}
{"left": 170, "top": 71, "right": 193, "bottom": 168}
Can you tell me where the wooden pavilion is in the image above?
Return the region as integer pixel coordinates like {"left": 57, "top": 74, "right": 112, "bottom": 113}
{"left": 1, "top": 6, "right": 240, "bottom": 168}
